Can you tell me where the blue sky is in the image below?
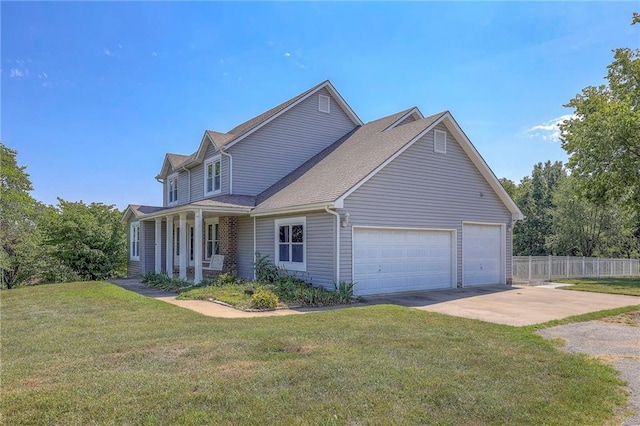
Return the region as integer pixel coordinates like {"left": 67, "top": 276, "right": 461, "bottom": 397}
{"left": 2, "top": 2, "right": 638, "bottom": 210}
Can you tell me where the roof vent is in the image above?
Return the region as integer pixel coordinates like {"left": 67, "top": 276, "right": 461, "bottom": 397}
{"left": 434, "top": 129, "right": 447, "bottom": 154}
{"left": 319, "top": 94, "right": 330, "bottom": 113}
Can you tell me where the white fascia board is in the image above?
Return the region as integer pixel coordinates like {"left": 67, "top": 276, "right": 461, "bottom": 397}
{"left": 224, "top": 81, "right": 363, "bottom": 151}
{"left": 139, "top": 204, "right": 252, "bottom": 221}
{"left": 441, "top": 112, "right": 523, "bottom": 220}
{"left": 383, "top": 107, "right": 424, "bottom": 132}
{"left": 250, "top": 202, "right": 335, "bottom": 217}
{"left": 335, "top": 113, "right": 448, "bottom": 206}
{"left": 192, "top": 131, "right": 217, "bottom": 164}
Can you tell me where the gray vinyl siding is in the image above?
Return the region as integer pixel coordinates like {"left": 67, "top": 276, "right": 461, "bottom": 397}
{"left": 341, "top": 123, "right": 512, "bottom": 285}
{"left": 230, "top": 88, "right": 357, "bottom": 196}
{"left": 143, "top": 221, "right": 156, "bottom": 275}
{"left": 255, "top": 212, "right": 335, "bottom": 289}
{"left": 237, "top": 216, "right": 254, "bottom": 280}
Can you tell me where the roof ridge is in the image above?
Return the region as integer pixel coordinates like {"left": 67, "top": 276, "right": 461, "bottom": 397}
{"left": 227, "top": 80, "right": 329, "bottom": 136}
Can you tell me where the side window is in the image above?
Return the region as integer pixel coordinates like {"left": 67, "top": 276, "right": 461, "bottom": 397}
{"left": 130, "top": 222, "right": 140, "bottom": 260}
{"left": 167, "top": 174, "right": 178, "bottom": 204}
{"left": 204, "top": 156, "right": 222, "bottom": 196}
{"left": 274, "top": 217, "right": 306, "bottom": 271}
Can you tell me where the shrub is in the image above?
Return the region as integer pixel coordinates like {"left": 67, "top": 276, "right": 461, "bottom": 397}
{"left": 254, "top": 253, "right": 284, "bottom": 283}
{"left": 250, "top": 286, "right": 279, "bottom": 310}
{"left": 142, "top": 271, "right": 191, "bottom": 292}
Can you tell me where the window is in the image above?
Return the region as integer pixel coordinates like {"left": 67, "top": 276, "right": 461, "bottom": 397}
{"left": 167, "top": 173, "right": 178, "bottom": 204}
{"left": 275, "top": 217, "right": 306, "bottom": 271}
{"left": 189, "top": 226, "right": 194, "bottom": 262}
{"left": 318, "top": 94, "right": 330, "bottom": 113}
{"left": 434, "top": 129, "right": 447, "bottom": 154}
{"left": 174, "top": 226, "right": 180, "bottom": 256}
{"left": 130, "top": 222, "right": 140, "bottom": 260}
{"left": 206, "top": 222, "right": 220, "bottom": 259}
{"left": 204, "top": 156, "right": 221, "bottom": 196}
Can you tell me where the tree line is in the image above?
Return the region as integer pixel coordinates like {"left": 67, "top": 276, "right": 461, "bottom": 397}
{"left": 1, "top": 16, "right": 637, "bottom": 287}
{"left": 0, "top": 144, "right": 126, "bottom": 289}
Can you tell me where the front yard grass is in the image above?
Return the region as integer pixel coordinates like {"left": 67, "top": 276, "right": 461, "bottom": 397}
{"left": 1, "top": 282, "right": 629, "bottom": 425}
{"left": 559, "top": 277, "right": 640, "bottom": 296}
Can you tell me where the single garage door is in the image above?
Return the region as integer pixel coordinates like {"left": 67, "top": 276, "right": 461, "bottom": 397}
{"left": 353, "top": 228, "right": 454, "bottom": 296}
{"left": 463, "top": 223, "right": 503, "bottom": 286}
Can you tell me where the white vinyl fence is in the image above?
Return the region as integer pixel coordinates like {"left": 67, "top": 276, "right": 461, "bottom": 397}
{"left": 513, "top": 256, "right": 640, "bottom": 282}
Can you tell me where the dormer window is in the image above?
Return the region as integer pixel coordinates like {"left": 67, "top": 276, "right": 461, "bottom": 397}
{"left": 167, "top": 173, "right": 178, "bottom": 205}
{"left": 204, "top": 155, "right": 222, "bottom": 196}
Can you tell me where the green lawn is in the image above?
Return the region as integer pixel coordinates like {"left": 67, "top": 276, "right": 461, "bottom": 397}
{"left": 1, "top": 282, "right": 629, "bottom": 425}
{"left": 559, "top": 277, "right": 640, "bottom": 296}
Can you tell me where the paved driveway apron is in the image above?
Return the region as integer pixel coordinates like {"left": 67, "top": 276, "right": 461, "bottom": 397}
{"left": 362, "top": 285, "right": 640, "bottom": 326}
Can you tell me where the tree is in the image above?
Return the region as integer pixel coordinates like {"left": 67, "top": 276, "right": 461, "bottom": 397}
{"left": 512, "top": 161, "right": 566, "bottom": 255}
{"left": 499, "top": 178, "right": 518, "bottom": 199}
{"left": 547, "top": 176, "right": 640, "bottom": 257}
{"left": 0, "top": 144, "right": 45, "bottom": 289}
{"left": 560, "top": 45, "right": 640, "bottom": 211}
{"left": 43, "top": 199, "right": 127, "bottom": 281}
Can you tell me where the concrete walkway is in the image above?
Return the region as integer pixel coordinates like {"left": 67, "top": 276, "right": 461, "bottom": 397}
{"left": 110, "top": 279, "right": 640, "bottom": 326}
{"left": 109, "top": 279, "right": 344, "bottom": 318}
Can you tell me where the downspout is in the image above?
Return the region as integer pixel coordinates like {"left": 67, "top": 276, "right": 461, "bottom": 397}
{"left": 324, "top": 205, "right": 340, "bottom": 284}
{"left": 253, "top": 216, "right": 257, "bottom": 280}
{"left": 219, "top": 147, "right": 233, "bottom": 195}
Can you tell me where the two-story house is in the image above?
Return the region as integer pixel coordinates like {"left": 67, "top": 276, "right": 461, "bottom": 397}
{"left": 123, "top": 80, "right": 523, "bottom": 296}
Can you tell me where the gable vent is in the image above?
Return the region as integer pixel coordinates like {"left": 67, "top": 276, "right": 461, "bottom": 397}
{"left": 434, "top": 129, "right": 447, "bottom": 154}
{"left": 319, "top": 94, "right": 330, "bottom": 113}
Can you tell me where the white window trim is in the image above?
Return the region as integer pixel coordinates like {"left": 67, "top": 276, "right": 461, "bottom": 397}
{"left": 167, "top": 173, "right": 179, "bottom": 206}
{"left": 274, "top": 216, "right": 307, "bottom": 272}
{"left": 173, "top": 221, "right": 195, "bottom": 266}
{"left": 129, "top": 222, "right": 140, "bottom": 261}
{"left": 318, "top": 94, "right": 330, "bottom": 114}
{"left": 204, "top": 218, "right": 220, "bottom": 260}
{"left": 204, "top": 155, "right": 222, "bottom": 196}
{"left": 434, "top": 129, "right": 447, "bottom": 154}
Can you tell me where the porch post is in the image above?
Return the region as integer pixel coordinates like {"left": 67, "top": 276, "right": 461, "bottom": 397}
{"left": 166, "top": 216, "right": 174, "bottom": 276}
{"left": 194, "top": 209, "right": 203, "bottom": 283}
{"left": 179, "top": 212, "right": 188, "bottom": 280}
{"left": 154, "top": 218, "right": 162, "bottom": 273}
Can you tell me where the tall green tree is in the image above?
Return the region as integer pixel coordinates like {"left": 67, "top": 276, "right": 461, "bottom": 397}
{"left": 43, "top": 199, "right": 127, "bottom": 281}
{"left": 512, "top": 161, "right": 566, "bottom": 255}
{"left": 0, "top": 144, "right": 44, "bottom": 288}
{"left": 560, "top": 45, "right": 640, "bottom": 211}
{"left": 547, "top": 176, "right": 640, "bottom": 257}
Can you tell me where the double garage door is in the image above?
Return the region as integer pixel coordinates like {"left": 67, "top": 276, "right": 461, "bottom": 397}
{"left": 353, "top": 225, "right": 503, "bottom": 296}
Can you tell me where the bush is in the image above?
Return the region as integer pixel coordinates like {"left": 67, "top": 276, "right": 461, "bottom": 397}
{"left": 250, "top": 286, "right": 279, "bottom": 310}
{"left": 254, "top": 253, "right": 284, "bottom": 283}
{"left": 142, "top": 271, "right": 191, "bottom": 292}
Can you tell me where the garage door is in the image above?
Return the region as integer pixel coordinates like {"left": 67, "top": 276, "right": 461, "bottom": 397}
{"left": 353, "top": 228, "right": 454, "bottom": 296}
{"left": 463, "top": 223, "right": 503, "bottom": 286}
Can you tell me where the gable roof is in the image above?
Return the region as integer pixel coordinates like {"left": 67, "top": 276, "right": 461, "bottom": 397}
{"left": 252, "top": 110, "right": 523, "bottom": 220}
{"left": 252, "top": 110, "right": 445, "bottom": 214}
{"left": 157, "top": 80, "right": 364, "bottom": 178}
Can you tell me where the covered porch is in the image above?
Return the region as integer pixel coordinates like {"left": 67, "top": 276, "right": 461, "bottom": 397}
{"left": 138, "top": 200, "right": 253, "bottom": 283}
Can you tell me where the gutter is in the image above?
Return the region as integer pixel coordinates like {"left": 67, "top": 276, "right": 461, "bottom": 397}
{"left": 219, "top": 147, "right": 233, "bottom": 195}
{"left": 324, "top": 205, "right": 340, "bottom": 284}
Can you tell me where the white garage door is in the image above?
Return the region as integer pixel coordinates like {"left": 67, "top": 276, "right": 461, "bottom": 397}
{"left": 463, "top": 224, "right": 503, "bottom": 286}
{"left": 353, "top": 228, "right": 454, "bottom": 296}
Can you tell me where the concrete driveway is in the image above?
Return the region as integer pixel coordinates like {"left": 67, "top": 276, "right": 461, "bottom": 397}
{"left": 362, "top": 285, "right": 640, "bottom": 326}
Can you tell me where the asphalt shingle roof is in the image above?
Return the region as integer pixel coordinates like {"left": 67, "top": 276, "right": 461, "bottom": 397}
{"left": 253, "top": 109, "right": 446, "bottom": 213}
